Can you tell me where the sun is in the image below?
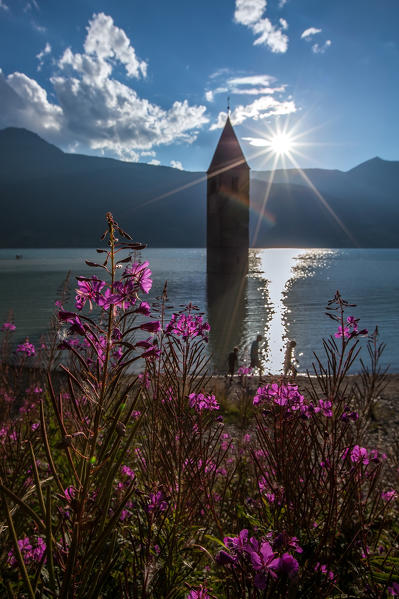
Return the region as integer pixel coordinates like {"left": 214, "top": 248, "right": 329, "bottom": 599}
{"left": 242, "top": 129, "right": 297, "bottom": 157}
{"left": 269, "top": 133, "right": 294, "bottom": 155}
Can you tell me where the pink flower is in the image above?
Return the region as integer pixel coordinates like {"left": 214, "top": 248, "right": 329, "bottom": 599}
{"left": 2, "top": 322, "right": 16, "bottom": 331}
{"left": 147, "top": 491, "right": 168, "bottom": 512}
{"left": 335, "top": 325, "right": 350, "bottom": 339}
{"left": 350, "top": 445, "right": 369, "bottom": 465}
{"left": 381, "top": 490, "right": 397, "bottom": 502}
{"left": 314, "top": 562, "right": 335, "bottom": 581}
{"left": 64, "top": 486, "right": 77, "bottom": 503}
{"left": 135, "top": 301, "right": 151, "bottom": 315}
{"left": 224, "top": 529, "right": 249, "bottom": 553}
{"left": 7, "top": 536, "right": 46, "bottom": 567}
{"left": 121, "top": 465, "right": 135, "bottom": 480}
{"left": 319, "top": 399, "right": 333, "bottom": 418}
{"left": 346, "top": 315, "right": 358, "bottom": 330}
{"left": 275, "top": 553, "right": 299, "bottom": 578}
{"left": 166, "top": 312, "right": 210, "bottom": 342}
{"left": 237, "top": 366, "right": 252, "bottom": 375}
{"left": 253, "top": 383, "right": 305, "bottom": 411}
{"left": 189, "top": 393, "right": 219, "bottom": 412}
{"left": 106, "top": 280, "right": 137, "bottom": 310}
{"left": 120, "top": 509, "right": 130, "bottom": 521}
{"left": 186, "top": 585, "right": 210, "bottom": 599}
{"left": 16, "top": 341, "right": 36, "bottom": 357}
{"left": 250, "top": 542, "right": 279, "bottom": 589}
{"left": 125, "top": 261, "right": 152, "bottom": 294}
{"left": 75, "top": 276, "right": 105, "bottom": 310}
{"left": 58, "top": 311, "right": 86, "bottom": 336}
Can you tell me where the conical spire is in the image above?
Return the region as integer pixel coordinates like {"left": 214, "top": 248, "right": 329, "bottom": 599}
{"left": 208, "top": 116, "right": 249, "bottom": 174}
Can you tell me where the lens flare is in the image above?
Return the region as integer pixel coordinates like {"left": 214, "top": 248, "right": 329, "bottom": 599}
{"left": 269, "top": 133, "right": 294, "bottom": 155}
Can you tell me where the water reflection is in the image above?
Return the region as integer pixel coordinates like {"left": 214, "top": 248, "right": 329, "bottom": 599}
{"left": 207, "top": 271, "right": 247, "bottom": 373}
{"left": 0, "top": 248, "right": 396, "bottom": 373}
{"left": 206, "top": 249, "right": 337, "bottom": 374}
{"left": 248, "top": 249, "right": 337, "bottom": 374}
{"left": 257, "top": 249, "right": 304, "bottom": 373}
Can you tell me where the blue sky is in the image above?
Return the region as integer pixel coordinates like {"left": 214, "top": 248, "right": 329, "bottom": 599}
{"left": 0, "top": 0, "right": 398, "bottom": 172}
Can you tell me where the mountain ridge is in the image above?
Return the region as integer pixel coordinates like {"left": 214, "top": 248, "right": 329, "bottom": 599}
{"left": 0, "top": 127, "right": 398, "bottom": 248}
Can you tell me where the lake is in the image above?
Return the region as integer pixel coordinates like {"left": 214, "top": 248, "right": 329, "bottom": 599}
{"left": 0, "top": 248, "right": 398, "bottom": 373}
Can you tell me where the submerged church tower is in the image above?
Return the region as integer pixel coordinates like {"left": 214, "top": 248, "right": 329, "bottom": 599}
{"left": 207, "top": 116, "right": 250, "bottom": 274}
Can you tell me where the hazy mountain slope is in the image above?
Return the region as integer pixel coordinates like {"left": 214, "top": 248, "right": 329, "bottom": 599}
{"left": 253, "top": 157, "right": 399, "bottom": 207}
{"left": 0, "top": 127, "right": 398, "bottom": 247}
{"left": 249, "top": 179, "right": 399, "bottom": 248}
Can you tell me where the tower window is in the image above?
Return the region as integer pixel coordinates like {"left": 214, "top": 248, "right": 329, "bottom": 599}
{"left": 232, "top": 176, "right": 239, "bottom": 192}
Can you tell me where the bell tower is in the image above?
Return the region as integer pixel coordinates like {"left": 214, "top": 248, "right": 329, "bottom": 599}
{"left": 207, "top": 116, "right": 250, "bottom": 273}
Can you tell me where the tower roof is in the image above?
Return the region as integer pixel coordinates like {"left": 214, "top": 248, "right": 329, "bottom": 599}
{"left": 208, "top": 116, "right": 249, "bottom": 174}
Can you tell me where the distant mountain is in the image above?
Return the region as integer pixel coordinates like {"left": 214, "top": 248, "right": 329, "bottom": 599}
{"left": 251, "top": 157, "right": 399, "bottom": 247}
{"left": 0, "top": 127, "right": 398, "bottom": 247}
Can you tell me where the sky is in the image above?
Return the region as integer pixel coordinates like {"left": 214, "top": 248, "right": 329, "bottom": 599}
{"left": 0, "top": 0, "right": 398, "bottom": 172}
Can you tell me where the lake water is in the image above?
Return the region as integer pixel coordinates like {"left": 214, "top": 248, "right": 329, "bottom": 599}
{"left": 0, "top": 248, "right": 398, "bottom": 373}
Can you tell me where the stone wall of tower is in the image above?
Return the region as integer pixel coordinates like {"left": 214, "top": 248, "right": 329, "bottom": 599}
{"left": 207, "top": 161, "right": 250, "bottom": 273}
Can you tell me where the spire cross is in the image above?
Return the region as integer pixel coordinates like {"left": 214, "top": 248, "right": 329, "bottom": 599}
{"left": 227, "top": 96, "right": 231, "bottom": 115}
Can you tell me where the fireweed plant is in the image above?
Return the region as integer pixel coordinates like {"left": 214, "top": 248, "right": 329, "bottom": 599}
{"left": 0, "top": 216, "right": 398, "bottom": 598}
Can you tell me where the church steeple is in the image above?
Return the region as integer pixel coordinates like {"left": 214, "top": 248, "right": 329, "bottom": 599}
{"left": 206, "top": 117, "right": 250, "bottom": 274}
{"left": 208, "top": 116, "right": 249, "bottom": 175}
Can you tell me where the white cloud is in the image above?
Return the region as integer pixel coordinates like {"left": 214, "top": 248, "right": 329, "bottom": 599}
{"left": 234, "top": 0, "right": 266, "bottom": 26}
{"left": 234, "top": 0, "right": 288, "bottom": 53}
{"left": 140, "top": 150, "right": 156, "bottom": 157}
{"left": 229, "top": 74, "right": 275, "bottom": 87}
{"left": 231, "top": 85, "right": 285, "bottom": 95}
{"left": 210, "top": 95, "right": 296, "bottom": 130}
{"left": 251, "top": 19, "right": 288, "bottom": 52}
{"left": 0, "top": 1, "right": 9, "bottom": 11}
{"left": 210, "top": 111, "right": 229, "bottom": 131}
{"left": 205, "top": 90, "right": 214, "bottom": 102}
{"left": 301, "top": 28, "right": 331, "bottom": 54}
{"left": 24, "top": 1, "right": 39, "bottom": 11}
{"left": 209, "top": 68, "right": 231, "bottom": 80}
{"left": 301, "top": 27, "right": 322, "bottom": 39}
{"left": 206, "top": 73, "right": 286, "bottom": 98}
{"left": 83, "top": 12, "right": 147, "bottom": 79}
{"left": 36, "top": 42, "right": 51, "bottom": 71}
{"left": 0, "top": 69, "right": 62, "bottom": 133}
{"left": 170, "top": 159, "right": 183, "bottom": 170}
{"left": 278, "top": 0, "right": 288, "bottom": 7}
{"left": 312, "top": 40, "right": 332, "bottom": 54}
{"left": 32, "top": 21, "right": 46, "bottom": 33}
{"left": 148, "top": 158, "right": 161, "bottom": 166}
{"left": 279, "top": 18, "right": 288, "bottom": 31}
{"left": 0, "top": 13, "right": 209, "bottom": 162}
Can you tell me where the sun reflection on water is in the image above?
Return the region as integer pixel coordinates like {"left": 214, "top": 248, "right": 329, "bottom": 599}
{"left": 252, "top": 249, "right": 337, "bottom": 373}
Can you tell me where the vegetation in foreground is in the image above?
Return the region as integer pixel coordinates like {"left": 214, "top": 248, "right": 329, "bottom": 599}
{"left": 0, "top": 213, "right": 398, "bottom": 598}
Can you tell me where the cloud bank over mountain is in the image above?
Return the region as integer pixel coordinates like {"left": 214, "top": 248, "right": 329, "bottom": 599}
{"left": 0, "top": 13, "right": 208, "bottom": 162}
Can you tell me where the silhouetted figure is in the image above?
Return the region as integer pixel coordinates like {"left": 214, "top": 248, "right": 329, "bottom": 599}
{"left": 250, "top": 334, "right": 263, "bottom": 372}
{"left": 283, "top": 340, "right": 297, "bottom": 378}
{"left": 228, "top": 347, "right": 239, "bottom": 377}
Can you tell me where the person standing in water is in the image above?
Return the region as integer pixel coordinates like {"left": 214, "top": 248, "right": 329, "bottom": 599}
{"left": 283, "top": 340, "right": 297, "bottom": 378}
{"left": 227, "top": 347, "right": 239, "bottom": 380}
